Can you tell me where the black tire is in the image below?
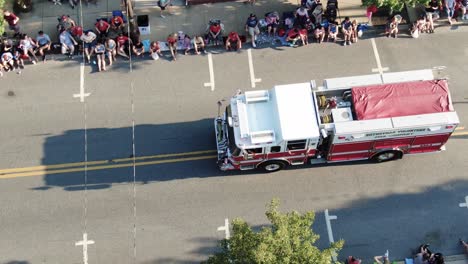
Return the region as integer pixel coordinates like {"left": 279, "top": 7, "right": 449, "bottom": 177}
{"left": 258, "top": 160, "right": 287, "bottom": 172}
{"left": 372, "top": 150, "right": 402, "bottom": 163}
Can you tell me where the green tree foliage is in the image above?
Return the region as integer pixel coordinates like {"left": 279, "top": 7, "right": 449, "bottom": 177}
{"left": 0, "top": 0, "right": 5, "bottom": 36}
{"left": 362, "top": 0, "right": 428, "bottom": 12}
{"left": 203, "top": 199, "right": 344, "bottom": 264}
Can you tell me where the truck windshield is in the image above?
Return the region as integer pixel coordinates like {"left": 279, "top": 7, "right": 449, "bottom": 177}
{"left": 226, "top": 106, "right": 241, "bottom": 156}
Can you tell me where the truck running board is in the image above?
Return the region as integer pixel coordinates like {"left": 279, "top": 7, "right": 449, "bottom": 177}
{"left": 310, "top": 158, "right": 327, "bottom": 165}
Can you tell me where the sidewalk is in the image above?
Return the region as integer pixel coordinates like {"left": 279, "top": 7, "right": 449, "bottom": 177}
{"left": 5, "top": 0, "right": 368, "bottom": 41}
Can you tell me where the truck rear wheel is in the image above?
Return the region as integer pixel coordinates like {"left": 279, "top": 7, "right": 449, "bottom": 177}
{"left": 258, "top": 160, "right": 287, "bottom": 172}
{"left": 372, "top": 150, "right": 402, "bottom": 163}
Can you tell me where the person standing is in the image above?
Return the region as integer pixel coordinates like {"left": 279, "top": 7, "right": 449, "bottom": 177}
{"left": 445, "top": 0, "right": 456, "bottom": 24}
{"left": 3, "top": 10, "right": 21, "bottom": 36}
{"left": 245, "top": 14, "right": 260, "bottom": 48}
{"left": 36, "top": 31, "right": 52, "bottom": 62}
{"left": 158, "top": 0, "right": 172, "bottom": 18}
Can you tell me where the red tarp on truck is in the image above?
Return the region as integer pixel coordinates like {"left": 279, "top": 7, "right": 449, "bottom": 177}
{"left": 352, "top": 80, "right": 453, "bottom": 120}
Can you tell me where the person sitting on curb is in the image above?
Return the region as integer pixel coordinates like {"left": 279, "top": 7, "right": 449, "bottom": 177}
{"left": 183, "top": 35, "right": 192, "bottom": 55}
{"left": 286, "top": 28, "right": 308, "bottom": 46}
{"left": 208, "top": 22, "right": 223, "bottom": 46}
{"left": 341, "top": 17, "right": 353, "bottom": 46}
{"left": 150, "top": 41, "right": 162, "bottom": 60}
{"left": 192, "top": 35, "right": 207, "bottom": 54}
{"left": 59, "top": 29, "right": 78, "bottom": 59}
{"left": 94, "top": 40, "right": 107, "bottom": 72}
{"left": 132, "top": 39, "right": 145, "bottom": 57}
{"left": 19, "top": 34, "right": 39, "bottom": 65}
{"left": 225, "top": 31, "right": 242, "bottom": 51}
{"left": 116, "top": 33, "right": 131, "bottom": 59}
{"left": 36, "top": 30, "right": 52, "bottom": 62}
{"left": 327, "top": 21, "right": 338, "bottom": 42}
{"left": 1, "top": 52, "right": 16, "bottom": 72}
{"left": 105, "top": 38, "right": 117, "bottom": 66}
{"left": 461, "top": 239, "right": 468, "bottom": 256}
{"left": 167, "top": 33, "right": 178, "bottom": 61}
{"left": 374, "top": 250, "right": 390, "bottom": 264}
{"left": 314, "top": 24, "right": 325, "bottom": 43}
{"left": 245, "top": 14, "right": 260, "bottom": 48}
{"left": 95, "top": 19, "right": 110, "bottom": 39}
{"left": 385, "top": 16, "right": 399, "bottom": 38}
{"left": 80, "top": 30, "right": 97, "bottom": 63}
{"left": 347, "top": 256, "right": 362, "bottom": 264}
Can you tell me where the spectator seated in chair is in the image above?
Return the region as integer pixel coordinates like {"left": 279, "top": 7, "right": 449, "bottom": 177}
{"left": 80, "top": 30, "right": 97, "bottom": 63}
{"left": 111, "top": 15, "right": 125, "bottom": 32}
{"left": 225, "top": 31, "right": 242, "bottom": 51}
{"left": 192, "top": 35, "right": 207, "bottom": 54}
{"left": 19, "top": 34, "right": 39, "bottom": 64}
{"left": 314, "top": 24, "right": 325, "bottom": 43}
{"left": 95, "top": 19, "right": 110, "bottom": 39}
{"left": 105, "top": 37, "right": 117, "bottom": 65}
{"left": 36, "top": 30, "right": 52, "bottom": 62}
{"left": 59, "top": 29, "right": 78, "bottom": 59}
{"left": 265, "top": 12, "right": 280, "bottom": 37}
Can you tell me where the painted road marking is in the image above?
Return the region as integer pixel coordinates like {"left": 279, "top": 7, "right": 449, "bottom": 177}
{"left": 75, "top": 233, "right": 95, "bottom": 264}
{"left": 203, "top": 53, "right": 215, "bottom": 91}
{"left": 217, "top": 218, "right": 230, "bottom": 239}
{"left": 247, "top": 49, "right": 262, "bottom": 88}
{"left": 0, "top": 155, "right": 216, "bottom": 179}
{"left": 370, "top": 38, "right": 389, "bottom": 79}
{"left": 0, "top": 126, "right": 466, "bottom": 179}
{"left": 73, "top": 63, "right": 91, "bottom": 102}
{"left": 324, "top": 209, "right": 338, "bottom": 262}
{"left": 459, "top": 196, "right": 468, "bottom": 208}
{"left": 0, "top": 150, "right": 216, "bottom": 175}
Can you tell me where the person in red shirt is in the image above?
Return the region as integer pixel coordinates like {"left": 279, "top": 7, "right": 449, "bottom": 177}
{"left": 95, "top": 19, "right": 110, "bottom": 39}
{"left": 3, "top": 10, "right": 20, "bottom": 35}
{"left": 111, "top": 15, "right": 125, "bottom": 31}
{"left": 208, "top": 22, "right": 222, "bottom": 46}
{"left": 167, "top": 33, "right": 178, "bottom": 61}
{"left": 150, "top": 41, "right": 162, "bottom": 60}
{"left": 116, "top": 33, "right": 130, "bottom": 59}
{"left": 225, "top": 31, "right": 241, "bottom": 51}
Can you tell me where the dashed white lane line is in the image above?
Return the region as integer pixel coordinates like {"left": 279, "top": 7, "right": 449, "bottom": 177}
{"left": 75, "top": 233, "right": 95, "bottom": 264}
{"left": 247, "top": 49, "right": 262, "bottom": 89}
{"left": 203, "top": 53, "right": 215, "bottom": 91}
{"left": 370, "top": 39, "right": 389, "bottom": 78}
{"left": 73, "top": 63, "right": 91, "bottom": 102}
{"left": 459, "top": 196, "right": 468, "bottom": 208}
{"left": 324, "top": 209, "right": 338, "bottom": 262}
{"left": 217, "top": 218, "right": 230, "bottom": 239}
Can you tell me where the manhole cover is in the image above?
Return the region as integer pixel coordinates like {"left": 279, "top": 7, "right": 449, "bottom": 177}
{"left": 7, "top": 91, "right": 15, "bottom": 97}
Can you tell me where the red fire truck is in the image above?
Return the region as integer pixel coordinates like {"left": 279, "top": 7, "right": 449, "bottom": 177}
{"left": 214, "top": 69, "right": 459, "bottom": 172}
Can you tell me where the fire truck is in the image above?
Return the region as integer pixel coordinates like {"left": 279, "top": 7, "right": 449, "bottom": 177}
{"left": 214, "top": 69, "right": 460, "bottom": 172}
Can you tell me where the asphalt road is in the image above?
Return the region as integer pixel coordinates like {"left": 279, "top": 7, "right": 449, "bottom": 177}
{"left": 0, "top": 29, "right": 468, "bottom": 264}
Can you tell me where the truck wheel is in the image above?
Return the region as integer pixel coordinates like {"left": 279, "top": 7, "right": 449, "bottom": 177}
{"left": 258, "top": 160, "right": 287, "bottom": 172}
{"left": 372, "top": 150, "right": 402, "bottom": 163}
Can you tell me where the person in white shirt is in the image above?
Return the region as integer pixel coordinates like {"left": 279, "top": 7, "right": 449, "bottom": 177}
{"left": 80, "top": 30, "right": 97, "bottom": 63}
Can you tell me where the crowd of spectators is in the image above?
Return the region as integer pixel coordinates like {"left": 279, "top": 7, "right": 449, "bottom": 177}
{"left": 3, "top": 0, "right": 467, "bottom": 75}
